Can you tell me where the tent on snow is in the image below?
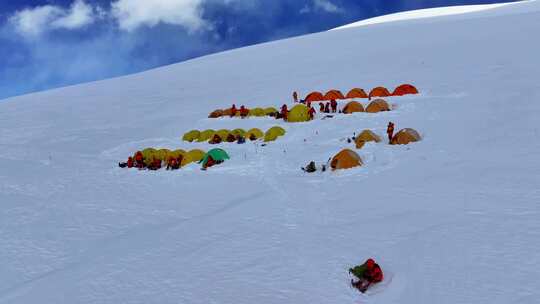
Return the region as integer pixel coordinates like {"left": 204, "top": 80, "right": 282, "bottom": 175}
{"left": 208, "top": 109, "right": 224, "bottom": 118}
{"left": 264, "top": 107, "right": 278, "bottom": 116}
{"left": 183, "top": 130, "right": 200, "bottom": 142}
{"left": 216, "top": 129, "right": 230, "bottom": 140}
{"left": 342, "top": 101, "right": 365, "bottom": 114}
{"left": 355, "top": 130, "right": 381, "bottom": 149}
{"left": 264, "top": 126, "right": 286, "bottom": 142}
{"left": 305, "top": 91, "right": 325, "bottom": 103}
{"left": 200, "top": 148, "right": 230, "bottom": 167}
{"left": 231, "top": 128, "right": 246, "bottom": 137}
{"left": 330, "top": 149, "right": 363, "bottom": 170}
{"left": 245, "top": 128, "right": 264, "bottom": 140}
{"left": 369, "top": 87, "right": 392, "bottom": 99}
{"left": 223, "top": 108, "right": 240, "bottom": 117}
{"left": 181, "top": 149, "right": 206, "bottom": 167}
{"left": 365, "top": 99, "right": 391, "bottom": 113}
{"left": 198, "top": 129, "right": 216, "bottom": 142}
{"left": 288, "top": 104, "right": 310, "bottom": 122}
{"left": 346, "top": 88, "right": 368, "bottom": 99}
{"left": 249, "top": 108, "right": 266, "bottom": 117}
{"left": 324, "top": 89, "right": 345, "bottom": 100}
{"left": 393, "top": 84, "right": 418, "bottom": 96}
{"left": 169, "top": 149, "right": 185, "bottom": 160}
{"left": 390, "top": 128, "right": 421, "bottom": 145}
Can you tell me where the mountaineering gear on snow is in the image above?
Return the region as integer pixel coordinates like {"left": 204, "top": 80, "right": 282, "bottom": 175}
{"left": 302, "top": 161, "right": 317, "bottom": 173}
{"left": 350, "top": 258, "right": 384, "bottom": 293}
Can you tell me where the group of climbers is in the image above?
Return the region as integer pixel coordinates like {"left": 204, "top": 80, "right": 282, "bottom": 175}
{"left": 229, "top": 104, "right": 250, "bottom": 118}
{"left": 316, "top": 99, "right": 338, "bottom": 113}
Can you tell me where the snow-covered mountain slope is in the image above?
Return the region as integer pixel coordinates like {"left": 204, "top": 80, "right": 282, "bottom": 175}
{"left": 1, "top": 1, "right": 540, "bottom": 303}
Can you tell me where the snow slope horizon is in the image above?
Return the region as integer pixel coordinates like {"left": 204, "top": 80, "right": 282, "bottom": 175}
{"left": 1, "top": 1, "right": 540, "bottom": 303}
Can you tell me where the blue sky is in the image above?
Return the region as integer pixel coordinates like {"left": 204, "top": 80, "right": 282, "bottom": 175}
{"left": 0, "top": 0, "right": 518, "bottom": 99}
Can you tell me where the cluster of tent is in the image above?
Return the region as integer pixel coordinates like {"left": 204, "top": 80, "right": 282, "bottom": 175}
{"left": 135, "top": 148, "right": 206, "bottom": 167}
{"left": 342, "top": 99, "right": 391, "bottom": 114}
{"left": 328, "top": 128, "right": 421, "bottom": 171}
{"left": 303, "top": 84, "right": 418, "bottom": 102}
{"left": 209, "top": 107, "right": 279, "bottom": 118}
{"left": 182, "top": 126, "right": 287, "bottom": 143}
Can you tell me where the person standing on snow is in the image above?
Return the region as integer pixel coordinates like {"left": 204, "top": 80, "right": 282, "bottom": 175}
{"left": 387, "top": 122, "right": 395, "bottom": 143}
{"left": 134, "top": 151, "right": 144, "bottom": 169}
{"left": 308, "top": 107, "right": 316, "bottom": 120}
{"left": 281, "top": 104, "right": 288, "bottom": 121}
{"left": 349, "top": 258, "right": 384, "bottom": 293}
{"left": 293, "top": 91, "right": 298, "bottom": 103}
{"left": 240, "top": 105, "right": 249, "bottom": 118}
{"left": 324, "top": 102, "right": 330, "bottom": 113}
{"left": 319, "top": 102, "right": 325, "bottom": 112}
{"left": 330, "top": 99, "right": 338, "bottom": 113}
{"left": 230, "top": 104, "right": 237, "bottom": 117}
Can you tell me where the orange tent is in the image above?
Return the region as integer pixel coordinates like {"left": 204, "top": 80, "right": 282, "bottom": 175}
{"left": 346, "top": 88, "right": 368, "bottom": 99}
{"left": 342, "top": 101, "right": 365, "bottom": 114}
{"left": 369, "top": 87, "right": 392, "bottom": 99}
{"left": 323, "top": 89, "right": 345, "bottom": 100}
{"left": 305, "top": 91, "right": 325, "bottom": 102}
{"left": 391, "top": 128, "right": 421, "bottom": 145}
{"left": 330, "top": 149, "right": 363, "bottom": 170}
{"left": 365, "top": 99, "right": 391, "bottom": 113}
{"left": 393, "top": 84, "right": 419, "bottom": 96}
{"left": 208, "top": 109, "right": 224, "bottom": 118}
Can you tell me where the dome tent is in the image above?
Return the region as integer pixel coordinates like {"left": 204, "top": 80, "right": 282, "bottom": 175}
{"left": 268, "top": 126, "right": 286, "bottom": 136}
{"left": 245, "top": 128, "right": 264, "bottom": 140}
{"left": 330, "top": 149, "right": 363, "bottom": 170}
{"left": 231, "top": 128, "right": 246, "bottom": 137}
{"left": 346, "top": 88, "right": 368, "bottom": 99}
{"left": 391, "top": 128, "right": 421, "bottom": 145}
{"left": 182, "top": 130, "right": 200, "bottom": 142}
{"left": 200, "top": 148, "right": 230, "bottom": 167}
{"left": 198, "top": 129, "right": 216, "bottom": 142}
{"left": 355, "top": 130, "right": 381, "bottom": 149}
{"left": 264, "top": 126, "right": 286, "bottom": 142}
{"left": 366, "top": 99, "right": 391, "bottom": 113}
{"left": 264, "top": 107, "right": 278, "bottom": 115}
{"left": 287, "top": 104, "right": 310, "bottom": 122}
{"left": 342, "top": 101, "right": 365, "bottom": 114}
{"left": 393, "top": 84, "right": 418, "bottom": 96}
{"left": 323, "top": 89, "right": 345, "bottom": 100}
{"left": 369, "top": 87, "right": 392, "bottom": 99}
{"left": 305, "top": 91, "right": 325, "bottom": 103}
{"left": 249, "top": 108, "right": 266, "bottom": 117}
{"left": 208, "top": 109, "right": 224, "bottom": 118}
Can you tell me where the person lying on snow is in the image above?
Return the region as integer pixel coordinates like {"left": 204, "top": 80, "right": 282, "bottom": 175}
{"left": 349, "top": 258, "right": 384, "bottom": 293}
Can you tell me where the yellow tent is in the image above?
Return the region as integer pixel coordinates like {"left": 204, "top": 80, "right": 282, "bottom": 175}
{"left": 366, "top": 99, "right": 391, "bottom": 113}
{"left": 140, "top": 148, "right": 156, "bottom": 160}
{"left": 197, "top": 129, "right": 216, "bottom": 142}
{"left": 231, "top": 128, "right": 246, "bottom": 137}
{"left": 264, "top": 107, "right": 278, "bottom": 115}
{"left": 249, "top": 108, "right": 266, "bottom": 117}
{"left": 391, "top": 128, "right": 421, "bottom": 145}
{"left": 331, "top": 149, "right": 363, "bottom": 170}
{"left": 355, "top": 130, "right": 381, "bottom": 149}
{"left": 187, "top": 149, "right": 205, "bottom": 162}
{"left": 169, "top": 149, "right": 185, "bottom": 159}
{"left": 245, "top": 128, "right": 264, "bottom": 140}
{"left": 264, "top": 127, "right": 286, "bottom": 142}
{"left": 268, "top": 126, "right": 286, "bottom": 136}
{"left": 216, "top": 129, "right": 230, "bottom": 140}
{"left": 288, "top": 104, "right": 310, "bottom": 122}
{"left": 182, "top": 130, "right": 200, "bottom": 142}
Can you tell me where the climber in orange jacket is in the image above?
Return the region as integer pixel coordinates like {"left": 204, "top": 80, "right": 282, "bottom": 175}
{"left": 387, "top": 121, "right": 395, "bottom": 143}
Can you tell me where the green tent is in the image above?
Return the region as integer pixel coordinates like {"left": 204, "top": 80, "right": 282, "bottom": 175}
{"left": 200, "top": 148, "right": 230, "bottom": 167}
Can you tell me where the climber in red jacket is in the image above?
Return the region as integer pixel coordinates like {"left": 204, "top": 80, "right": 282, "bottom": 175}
{"left": 349, "top": 258, "right": 384, "bottom": 293}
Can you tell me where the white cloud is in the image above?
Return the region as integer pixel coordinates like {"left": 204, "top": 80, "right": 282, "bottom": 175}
{"left": 301, "top": 0, "right": 344, "bottom": 14}
{"left": 111, "top": 0, "right": 208, "bottom": 32}
{"left": 51, "top": 0, "right": 96, "bottom": 30}
{"left": 9, "top": 0, "right": 97, "bottom": 38}
{"left": 314, "top": 0, "right": 343, "bottom": 13}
